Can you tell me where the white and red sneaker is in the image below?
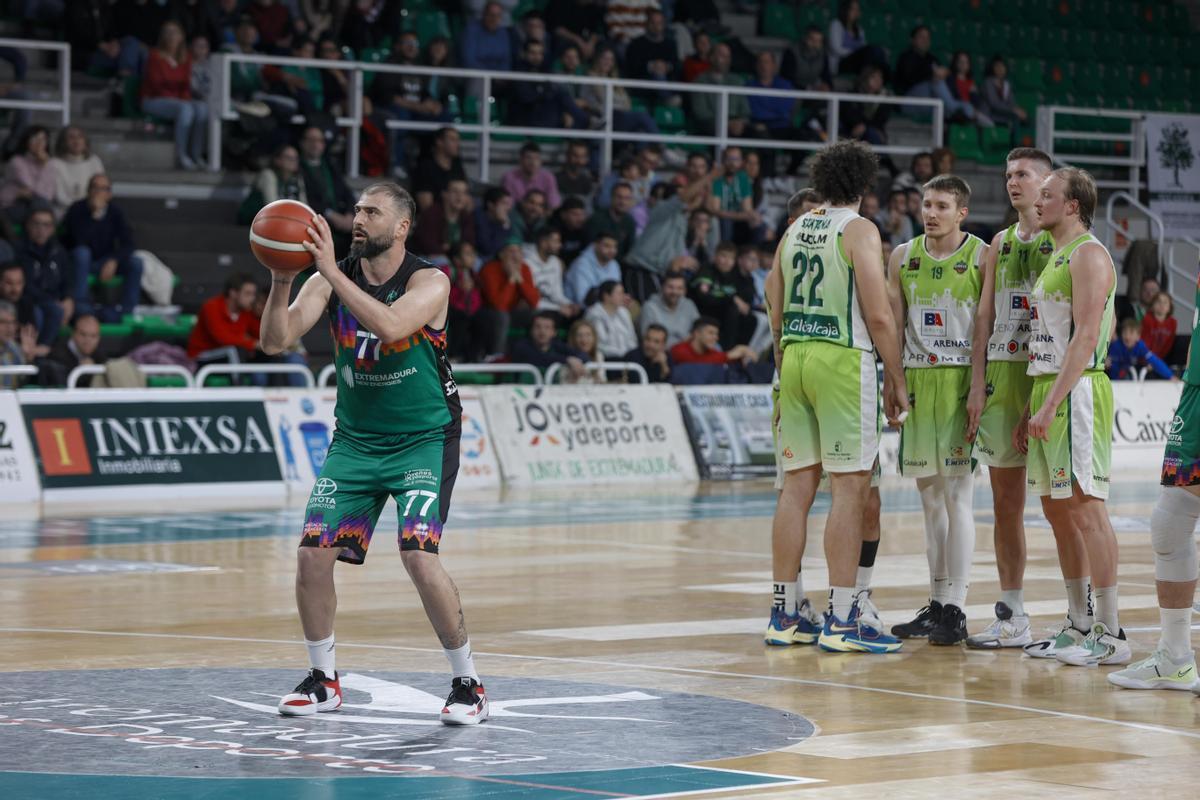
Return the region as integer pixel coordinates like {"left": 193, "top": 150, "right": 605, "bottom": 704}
{"left": 441, "top": 677, "right": 488, "bottom": 725}
{"left": 277, "top": 668, "right": 342, "bottom": 716}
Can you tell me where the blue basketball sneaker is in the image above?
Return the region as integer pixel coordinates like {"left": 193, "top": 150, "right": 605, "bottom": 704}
{"left": 765, "top": 600, "right": 824, "bottom": 645}
{"left": 818, "top": 598, "right": 903, "bottom": 654}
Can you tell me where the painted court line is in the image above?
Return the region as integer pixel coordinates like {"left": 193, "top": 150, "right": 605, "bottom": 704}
{"left": 4, "top": 626, "right": 1200, "bottom": 744}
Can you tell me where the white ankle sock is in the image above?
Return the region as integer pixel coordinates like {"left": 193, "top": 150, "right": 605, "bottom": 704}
{"left": 1000, "top": 588, "right": 1025, "bottom": 616}
{"left": 773, "top": 582, "right": 798, "bottom": 614}
{"left": 794, "top": 571, "right": 805, "bottom": 609}
{"left": 855, "top": 565, "right": 874, "bottom": 592}
{"left": 1159, "top": 607, "right": 1194, "bottom": 662}
{"left": 444, "top": 640, "right": 479, "bottom": 681}
{"left": 1093, "top": 585, "right": 1119, "bottom": 633}
{"left": 305, "top": 634, "right": 336, "bottom": 676}
{"left": 829, "top": 586, "right": 855, "bottom": 621}
{"left": 1065, "top": 577, "right": 1093, "bottom": 630}
{"left": 932, "top": 577, "right": 949, "bottom": 605}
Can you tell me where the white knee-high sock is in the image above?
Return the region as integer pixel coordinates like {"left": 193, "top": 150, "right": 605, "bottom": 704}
{"left": 944, "top": 473, "right": 977, "bottom": 609}
{"left": 918, "top": 476, "right": 950, "bottom": 601}
{"left": 306, "top": 634, "right": 336, "bottom": 676}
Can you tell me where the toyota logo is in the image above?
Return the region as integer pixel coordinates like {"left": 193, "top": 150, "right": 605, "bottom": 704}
{"left": 313, "top": 477, "right": 338, "bottom": 496}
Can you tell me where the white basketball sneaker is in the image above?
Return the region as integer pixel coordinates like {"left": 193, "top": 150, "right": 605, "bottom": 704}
{"left": 1056, "top": 622, "right": 1132, "bottom": 667}
{"left": 1023, "top": 619, "right": 1088, "bottom": 659}
{"left": 278, "top": 668, "right": 342, "bottom": 716}
{"left": 441, "top": 677, "right": 489, "bottom": 725}
{"left": 1108, "top": 650, "right": 1198, "bottom": 690}
{"left": 966, "top": 601, "right": 1032, "bottom": 649}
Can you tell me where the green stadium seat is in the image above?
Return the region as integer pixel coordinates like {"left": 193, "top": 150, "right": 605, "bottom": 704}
{"left": 949, "top": 124, "right": 984, "bottom": 162}
{"left": 761, "top": 3, "right": 798, "bottom": 39}
{"left": 653, "top": 105, "right": 685, "bottom": 134}
{"left": 1066, "top": 29, "right": 1095, "bottom": 62}
{"left": 980, "top": 125, "right": 1012, "bottom": 165}
{"left": 147, "top": 375, "right": 189, "bottom": 388}
{"left": 1011, "top": 59, "right": 1045, "bottom": 92}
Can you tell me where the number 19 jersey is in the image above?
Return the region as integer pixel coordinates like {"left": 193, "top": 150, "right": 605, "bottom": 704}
{"left": 779, "top": 207, "right": 873, "bottom": 352}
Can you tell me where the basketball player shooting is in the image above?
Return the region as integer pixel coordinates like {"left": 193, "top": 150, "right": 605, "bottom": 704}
{"left": 259, "top": 183, "right": 488, "bottom": 725}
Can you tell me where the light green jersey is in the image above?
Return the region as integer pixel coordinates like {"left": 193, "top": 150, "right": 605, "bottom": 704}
{"left": 1027, "top": 233, "right": 1115, "bottom": 377}
{"left": 899, "top": 232, "right": 985, "bottom": 368}
{"left": 1186, "top": 270, "right": 1200, "bottom": 386}
{"left": 779, "top": 206, "right": 873, "bottom": 352}
{"left": 987, "top": 225, "right": 1055, "bottom": 362}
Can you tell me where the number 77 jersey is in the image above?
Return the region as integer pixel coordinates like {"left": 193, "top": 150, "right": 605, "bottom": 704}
{"left": 780, "top": 207, "right": 874, "bottom": 352}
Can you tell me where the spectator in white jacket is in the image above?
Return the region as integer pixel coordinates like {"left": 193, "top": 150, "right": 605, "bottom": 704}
{"left": 521, "top": 225, "right": 580, "bottom": 320}
{"left": 50, "top": 126, "right": 105, "bottom": 220}
{"left": 584, "top": 280, "right": 638, "bottom": 359}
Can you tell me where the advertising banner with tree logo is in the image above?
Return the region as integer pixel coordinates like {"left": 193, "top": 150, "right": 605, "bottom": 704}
{"left": 1146, "top": 114, "right": 1200, "bottom": 237}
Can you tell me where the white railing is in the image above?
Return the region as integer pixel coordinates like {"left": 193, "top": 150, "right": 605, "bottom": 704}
{"left": 1104, "top": 191, "right": 1196, "bottom": 329}
{"left": 0, "top": 38, "right": 70, "bottom": 126}
{"left": 196, "top": 363, "right": 315, "bottom": 387}
{"left": 0, "top": 364, "right": 37, "bottom": 380}
{"left": 453, "top": 362, "right": 544, "bottom": 384}
{"left": 67, "top": 364, "right": 195, "bottom": 388}
{"left": 209, "top": 53, "right": 943, "bottom": 180}
{"left": 545, "top": 361, "right": 650, "bottom": 385}
{"left": 1038, "top": 105, "right": 1145, "bottom": 194}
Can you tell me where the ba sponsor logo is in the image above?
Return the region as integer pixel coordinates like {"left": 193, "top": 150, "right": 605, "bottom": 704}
{"left": 1009, "top": 293, "right": 1031, "bottom": 321}
{"left": 921, "top": 309, "right": 947, "bottom": 336}
{"left": 1029, "top": 304, "right": 1040, "bottom": 322}
{"left": 953, "top": 259, "right": 968, "bottom": 274}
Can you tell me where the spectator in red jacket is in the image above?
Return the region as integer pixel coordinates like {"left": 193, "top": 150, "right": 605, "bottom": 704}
{"left": 447, "top": 241, "right": 502, "bottom": 361}
{"left": 141, "top": 21, "right": 209, "bottom": 170}
{"left": 1141, "top": 291, "right": 1178, "bottom": 363}
{"left": 479, "top": 241, "right": 540, "bottom": 353}
{"left": 669, "top": 315, "right": 757, "bottom": 365}
{"left": 187, "top": 272, "right": 261, "bottom": 360}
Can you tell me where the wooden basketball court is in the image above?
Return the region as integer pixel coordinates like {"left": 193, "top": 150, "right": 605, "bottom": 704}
{"left": 2, "top": 473, "right": 1198, "bottom": 798}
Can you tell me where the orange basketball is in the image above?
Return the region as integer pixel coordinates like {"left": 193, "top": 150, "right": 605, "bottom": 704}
{"left": 249, "top": 199, "right": 318, "bottom": 272}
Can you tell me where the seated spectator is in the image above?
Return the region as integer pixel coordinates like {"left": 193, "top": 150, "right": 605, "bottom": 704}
{"left": 595, "top": 156, "right": 641, "bottom": 212}
{"left": 552, "top": 196, "right": 589, "bottom": 264}
{"left": 827, "top": 0, "right": 890, "bottom": 78}
{"left": 479, "top": 241, "right": 539, "bottom": 339}
{"left": 446, "top": 241, "right": 502, "bottom": 361}
{"left": 694, "top": 43, "right": 750, "bottom": 136}
{"left": 340, "top": 0, "right": 400, "bottom": 54}
{"left": 932, "top": 146, "right": 956, "bottom": 176}
{"left": 708, "top": 147, "right": 760, "bottom": 243}
{"left": 623, "top": 323, "right": 672, "bottom": 383}
{"left": 783, "top": 26, "right": 832, "bottom": 92}
{"left": 511, "top": 38, "right": 590, "bottom": 130}
{"left": 190, "top": 34, "right": 213, "bottom": 102}
{"left": 842, "top": 65, "right": 892, "bottom": 148}
{"left": 187, "top": 272, "right": 261, "bottom": 361}
{"left": 742, "top": 151, "right": 774, "bottom": 241}
{"left": 503, "top": 143, "right": 561, "bottom": 210}
{"left": 603, "top": 0, "right": 649, "bottom": 46}
{"left": 894, "top": 25, "right": 979, "bottom": 124}
{"left": 242, "top": 144, "right": 306, "bottom": 223}
{"left": 669, "top": 316, "right": 757, "bottom": 366}
{"left": 247, "top": 0, "right": 294, "bottom": 52}
{"left": 565, "top": 318, "right": 604, "bottom": 383}
{"left": 141, "top": 21, "right": 209, "bottom": 171}
{"left": 412, "top": 127, "right": 468, "bottom": 212}
{"left": 949, "top": 51, "right": 992, "bottom": 126}
{"left": 424, "top": 36, "right": 466, "bottom": 110}
{"left": 905, "top": 186, "right": 924, "bottom": 235}
{"left": 41, "top": 313, "right": 101, "bottom": 387}
{"left": 1108, "top": 317, "right": 1174, "bottom": 380}
{"left": 226, "top": 16, "right": 268, "bottom": 102}
{"left": 460, "top": 2, "right": 514, "bottom": 74}
{"left": 51, "top": 126, "right": 105, "bottom": 221}
{"left": 0, "top": 262, "right": 36, "bottom": 333}
{"left": 545, "top": 0, "right": 604, "bottom": 62}
{"left": 0, "top": 299, "right": 36, "bottom": 388}
{"left": 584, "top": 280, "right": 637, "bottom": 359}
{"left": 1141, "top": 291, "right": 1178, "bottom": 363}
{"left": 585, "top": 182, "right": 637, "bottom": 260}
{"left": 859, "top": 191, "right": 882, "bottom": 229}
{"left": 371, "top": 31, "right": 447, "bottom": 176}
{"left": 0, "top": 125, "right": 55, "bottom": 224}
{"left": 682, "top": 31, "right": 712, "bottom": 82}
{"left": 690, "top": 241, "right": 757, "bottom": 350}
{"left": 746, "top": 52, "right": 804, "bottom": 145}
{"left": 522, "top": 226, "right": 580, "bottom": 319}
{"left": 981, "top": 57, "right": 1028, "bottom": 129}
{"left": 298, "top": 125, "right": 355, "bottom": 235}
{"left": 881, "top": 189, "right": 914, "bottom": 247}
{"left": 625, "top": 9, "right": 679, "bottom": 101}
{"left": 64, "top": 174, "right": 143, "bottom": 321}
{"left": 474, "top": 187, "right": 514, "bottom": 260}
{"left": 265, "top": 37, "right": 325, "bottom": 115}
{"left": 738, "top": 244, "right": 774, "bottom": 353}
{"left": 639, "top": 273, "right": 699, "bottom": 347}
{"left": 1121, "top": 276, "right": 1161, "bottom": 324}
{"left": 556, "top": 141, "right": 596, "bottom": 206}
{"left": 564, "top": 232, "right": 620, "bottom": 306}
{"left": 410, "top": 178, "right": 476, "bottom": 261}
{"left": 296, "top": 0, "right": 340, "bottom": 42}
{"left": 892, "top": 151, "right": 934, "bottom": 192}
{"left": 510, "top": 188, "right": 549, "bottom": 243}
{"left": 16, "top": 209, "right": 72, "bottom": 349}
{"left": 511, "top": 310, "right": 588, "bottom": 380}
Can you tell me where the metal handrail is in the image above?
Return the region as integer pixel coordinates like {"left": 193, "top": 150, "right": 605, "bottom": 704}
{"left": 67, "top": 364, "right": 195, "bottom": 388}
{"left": 0, "top": 38, "right": 70, "bottom": 126}
{"left": 544, "top": 361, "right": 650, "bottom": 385}
{"left": 1104, "top": 191, "right": 1196, "bottom": 331}
{"left": 0, "top": 364, "right": 37, "bottom": 377}
{"left": 196, "top": 363, "right": 315, "bottom": 387}
{"left": 210, "top": 52, "right": 943, "bottom": 179}
{"left": 317, "top": 363, "right": 336, "bottom": 387}
{"left": 1038, "top": 104, "right": 1146, "bottom": 194}
{"left": 453, "top": 362, "right": 544, "bottom": 384}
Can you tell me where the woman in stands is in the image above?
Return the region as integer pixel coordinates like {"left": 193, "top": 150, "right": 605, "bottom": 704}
{"left": 50, "top": 126, "right": 105, "bottom": 220}
{"left": 0, "top": 125, "right": 56, "bottom": 224}
{"left": 826, "top": 0, "right": 889, "bottom": 79}
{"left": 141, "top": 20, "right": 209, "bottom": 171}
{"left": 580, "top": 47, "right": 659, "bottom": 134}
{"left": 566, "top": 318, "right": 606, "bottom": 384}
